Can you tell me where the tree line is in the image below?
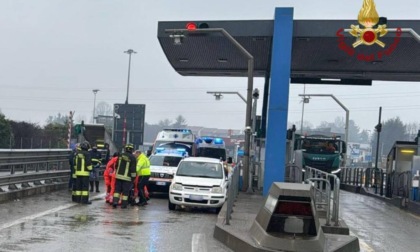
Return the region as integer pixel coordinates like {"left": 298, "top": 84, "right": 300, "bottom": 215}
{"left": 1, "top": 106, "right": 419, "bottom": 157}
{"left": 0, "top": 110, "right": 188, "bottom": 149}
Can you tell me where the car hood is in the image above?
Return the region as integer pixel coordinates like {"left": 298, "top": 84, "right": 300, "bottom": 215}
{"left": 151, "top": 165, "right": 178, "bottom": 174}
{"left": 173, "top": 176, "right": 223, "bottom": 187}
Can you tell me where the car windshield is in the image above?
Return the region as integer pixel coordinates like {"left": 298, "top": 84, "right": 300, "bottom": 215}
{"left": 176, "top": 161, "right": 223, "bottom": 179}
{"left": 150, "top": 155, "right": 183, "bottom": 167}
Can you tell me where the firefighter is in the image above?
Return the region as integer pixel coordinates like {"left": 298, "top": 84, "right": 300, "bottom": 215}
{"left": 134, "top": 150, "right": 151, "bottom": 206}
{"left": 90, "top": 146, "right": 102, "bottom": 193}
{"left": 104, "top": 152, "right": 119, "bottom": 203}
{"left": 74, "top": 141, "right": 93, "bottom": 204}
{"left": 113, "top": 144, "right": 137, "bottom": 209}
{"left": 70, "top": 144, "right": 80, "bottom": 202}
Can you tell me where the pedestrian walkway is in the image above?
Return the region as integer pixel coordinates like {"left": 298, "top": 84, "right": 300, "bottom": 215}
{"left": 341, "top": 184, "right": 420, "bottom": 216}
{"left": 214, "top": 191, "right": 359, "bottom": 252}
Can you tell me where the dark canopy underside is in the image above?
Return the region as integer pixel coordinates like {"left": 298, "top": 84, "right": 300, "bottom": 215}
{"left": 158, "top": 20, "right": 420, "bottom": 84}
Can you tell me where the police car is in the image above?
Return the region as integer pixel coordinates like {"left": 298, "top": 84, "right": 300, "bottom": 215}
{"left": 148, "top": 148, "right": 187, "bottom": 194}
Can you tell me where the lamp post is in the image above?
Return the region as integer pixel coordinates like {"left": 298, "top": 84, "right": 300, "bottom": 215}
{"left": 166, "top": 27, "right": 254, "bottom": 192}
{"left": 124, "top": 49, "right": 137, "bottom": 105}
{"left": 298, "top": 94, "right": 349, "bottom": 165}
{"left": 92, "top": 89, "right": 100, "bottom": 123}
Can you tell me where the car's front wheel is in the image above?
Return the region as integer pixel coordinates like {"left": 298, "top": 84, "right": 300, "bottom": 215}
{"left": 168, "top": 200, "right": 176, "bottom": 211}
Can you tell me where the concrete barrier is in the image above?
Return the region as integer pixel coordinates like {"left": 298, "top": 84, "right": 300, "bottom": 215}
{"left": 0, "top": 182, "right": 67, "bottom": 203}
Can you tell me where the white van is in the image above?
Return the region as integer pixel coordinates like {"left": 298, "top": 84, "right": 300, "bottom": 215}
{"left": 168, "top": 157, "right": 228, "bottom": 213}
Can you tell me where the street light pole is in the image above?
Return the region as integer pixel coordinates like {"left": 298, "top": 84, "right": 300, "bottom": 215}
{"left": 298, "top": 94, "right": 349, "bottom": 165}
{"left": 124, "top": 49, "right": 137, "bottom": 105}
{"left": 166, "top": 27, "right": 254, "bottom": 192}
{"left": 92, "top": 89, "right": 100, "bottom": 123}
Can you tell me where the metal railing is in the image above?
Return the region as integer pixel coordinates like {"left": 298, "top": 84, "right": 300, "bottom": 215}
{"left": 304, "top": 166, "right": 340, "bottom": 226}
{"left": 341, "top": 167, "right": 387, "bottom": 196}
{"left": 226, "top": 164, "right": 240, "bottom": 225}
{"left": 0, "top": 149, "right": 71, "bottom": 175}
{"left": 305, "top": 178, "right": 331, "bottom": 226}
{"left": 285, "top": 163, "right": 303, "bottom": 183}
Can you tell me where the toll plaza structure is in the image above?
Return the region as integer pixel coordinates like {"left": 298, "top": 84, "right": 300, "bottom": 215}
{"left": 157, "top": 9, "right": 420, "bottom": 196}
{"left": 157, "top": 6, "right": 420, "bottom": 251}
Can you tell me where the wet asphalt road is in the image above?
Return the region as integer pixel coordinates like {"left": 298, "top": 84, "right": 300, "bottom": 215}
{"left": 340, "top": 191, "right": 420, "bottom": 252}
{"left": 0, "top": 190, "right": 232, "bottom": 252}
{"left": 1, "top": 189, "right": 420, "bottom": 251}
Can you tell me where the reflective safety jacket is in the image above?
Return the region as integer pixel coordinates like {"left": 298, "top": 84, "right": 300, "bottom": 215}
{"left": 90, "top": 150, "right": 103, "bottom": 166}
{"left": 74, "top": 150, "right": 92, "bottom": 177}
{"left": 136, "top": 153, "right": 151, "bottom": 176}
{"left": 115, "top": 152, "right": 137, "bottom": 182}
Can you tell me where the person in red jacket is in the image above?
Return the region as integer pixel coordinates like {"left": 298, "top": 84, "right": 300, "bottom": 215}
{"left": 104, "top": 152, "right": 119, "bottom": 203}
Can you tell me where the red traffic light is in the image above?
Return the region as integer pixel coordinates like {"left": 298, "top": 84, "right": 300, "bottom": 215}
{"left": 186, "top": 22, "right": 197, "bottom": 30}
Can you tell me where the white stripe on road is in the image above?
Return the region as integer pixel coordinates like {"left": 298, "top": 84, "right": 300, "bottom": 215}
{"left": 192, "top": 233, "right": 207, "bottom": 252}
{"left": 0, "top": 203, "right": 76, "bottom": 230}
{"left": 350, "top": 231, "right": 375, "bottom": 252}
{"left": 0, "top": 194, "right": 105, "bottom": 231}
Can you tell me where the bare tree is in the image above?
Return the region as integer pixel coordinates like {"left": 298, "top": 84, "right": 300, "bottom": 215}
{"left": 172, "top": 115, "right": 187, "bottom": 128}
{"left": 158, "top": 119, "right": 172, "bottom": 127}
{"left": 96, "top": 102, "right": 113, "bottom": 116}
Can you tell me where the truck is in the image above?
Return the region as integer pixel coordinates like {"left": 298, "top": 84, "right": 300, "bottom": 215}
{"left": 74, "top": 122, "right": 117, "bottom": 172}
{"left": 294, "top": 134, "right": 347, "bottom": 175}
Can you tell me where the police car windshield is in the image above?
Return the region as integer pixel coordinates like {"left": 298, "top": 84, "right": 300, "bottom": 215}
{"left": 176, "top": 161, "right": 223, "bottom": 179}
{"left": 154, "top": 141, "right": 193, "bottom": 156}
{"left": 150, "top": 155, "right": 183, "bottom": 167}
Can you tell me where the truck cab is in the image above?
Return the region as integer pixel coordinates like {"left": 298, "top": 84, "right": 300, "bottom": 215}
{"left": 295, "top": 135, "right": 346, "bottom": 174}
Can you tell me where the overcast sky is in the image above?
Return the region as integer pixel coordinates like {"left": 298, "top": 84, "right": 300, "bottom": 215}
{"left": 0, "top": 0, "right": 419, "bottom": 133}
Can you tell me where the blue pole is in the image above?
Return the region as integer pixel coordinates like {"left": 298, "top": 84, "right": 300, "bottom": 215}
{"left": 263, "top": 8, "right": 294, "bottom": 196}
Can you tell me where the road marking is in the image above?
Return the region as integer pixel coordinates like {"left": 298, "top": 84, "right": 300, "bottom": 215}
{"left": 408, "top": 213, "right": 420, "bottom": 221}
{"left": 192, "top": 233, "right": 207, "bottom": 252}
{"left": 0, "top": 203, "right": 76, "bottom": 230}
{"left": 350, "top": 231, "right": 375, "bottom": 252}
{"left": 0, "top": 194, "right": 105, "bottom": 231}
{"left": 359, "top": 241, "right": 375, "bottom": 252}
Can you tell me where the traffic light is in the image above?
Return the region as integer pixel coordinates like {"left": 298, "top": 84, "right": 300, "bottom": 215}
{"left": 185, "top": 22, "right": 209, "bottom": 30}
{"left": 375, "top": 123, "right": 382, "bottom": 133}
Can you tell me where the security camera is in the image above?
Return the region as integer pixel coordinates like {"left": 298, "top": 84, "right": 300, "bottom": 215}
{"left": 214, "top": 93, "right": 223, "bottom": 100}
{"left": 252, "top": 88, "right": 259, "bottom": 99}
{"left": 170, "top": 34, "right": 185, "bottom": 45}
{"left": 245, "top": 126, "right": 252, "bottom": 132}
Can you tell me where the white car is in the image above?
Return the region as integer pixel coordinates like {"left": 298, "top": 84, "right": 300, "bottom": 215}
{"left": 168, "top": 157, "right": 229, "bottom": 213}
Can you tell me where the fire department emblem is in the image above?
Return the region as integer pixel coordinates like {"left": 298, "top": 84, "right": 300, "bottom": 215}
{"left": 349, "top": 0, "right": 388, "bottom": 47}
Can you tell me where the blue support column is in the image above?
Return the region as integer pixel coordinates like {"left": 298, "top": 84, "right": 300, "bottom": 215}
{"left": 263, "top": 8, "right": 294, "bottom": 195}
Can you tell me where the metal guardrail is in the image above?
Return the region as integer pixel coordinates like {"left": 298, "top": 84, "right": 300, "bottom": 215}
{"left": 304, "top": 166, "right": 340, "bottom": 226}
{"left": 226, "top": 164, "right": 240, "bottom": 225}
{"left": 0, "top": 149, "right": 71, "bottom": 175}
